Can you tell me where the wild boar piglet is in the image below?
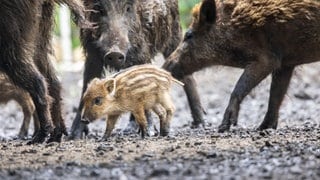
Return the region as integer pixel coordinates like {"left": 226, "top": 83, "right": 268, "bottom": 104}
{"left": 81, "top": 64, "right": 183, "bottom": 139}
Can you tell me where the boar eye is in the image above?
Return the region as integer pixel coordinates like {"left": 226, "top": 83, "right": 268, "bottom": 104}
{"left": 125, "top": 5, "right": 133, "bottom": 13}
{"left": 184, "top": 29, "right": 194, "bottom": 41}
{"left": 93, "top": 97, "right": 103, "bottom": 106}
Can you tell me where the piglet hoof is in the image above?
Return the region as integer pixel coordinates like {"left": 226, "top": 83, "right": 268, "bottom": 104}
{"left": 160, "top": 129, "right": 169, "bottom": 136}
{"left": 47, "top": 127, "right": 63, "bottom": 143}
{"left": 140, "top": 128, "right": 147, "bottom": 139}
{"left": 160, "top": 125, "right": 170, "bottom": 136}
{"left": 27, "top": 130, "right": 48, "bottom": 145}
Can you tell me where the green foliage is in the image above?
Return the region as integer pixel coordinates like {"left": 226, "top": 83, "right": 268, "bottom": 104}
{"left": 179, "top": 0, "right": 201, "bottom": 31}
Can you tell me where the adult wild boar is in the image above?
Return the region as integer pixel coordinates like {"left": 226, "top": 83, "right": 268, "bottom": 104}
{"left": 69, "top": 0, "right": 206, "bottom": 139}
{"left": 164, "top": 0, "right": 320, "bottom": 132}
{"left": 0, "top": 0, "right": 91, "bottom": 143}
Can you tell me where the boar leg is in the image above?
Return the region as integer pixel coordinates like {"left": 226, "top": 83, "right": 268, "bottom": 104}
{"left": 218, "top": 60, "right": 276, "bottom": 132}
{"left": 32, "top": 112, "right": 41, "bottom": 138}
{"left": 69, "top": 47, "right": 104, "bottom": 139}
{"left": 35, "top": 56, "right": 66, "bottom": 143}
{"left": 258, "top": 66, "right": 294, "bottom": 130}
{"left": 45, "top": 74, "right": 66, "bottom": 143}
{"left": 102, "top": 114, "right": 120, "bottom": 140}
{"left": 4, "top": 65, "right": 53, "bottom": 144}
{"left": 182, "top": 75, "right": 206, "bottom": 128}
{"left": 132, "top": 108, "right": 148, "bottom": 138}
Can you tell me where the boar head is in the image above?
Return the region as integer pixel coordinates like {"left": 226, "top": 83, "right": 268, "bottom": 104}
{"left": 81, "top": 78, "right": 117, "bottom": 124}
{"left": 85, "top": 0, "right": 148, "bottom": 70}
{"left": 163, "top": 0, "right": 223, "bottom": 79}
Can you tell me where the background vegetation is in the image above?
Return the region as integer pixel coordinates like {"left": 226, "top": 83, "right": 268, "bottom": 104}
{"left": 179, "top": 0, "right": 200, "bottom": 30}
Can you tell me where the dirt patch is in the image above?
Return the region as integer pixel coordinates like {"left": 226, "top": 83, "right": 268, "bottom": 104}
{"left": 0, "top": 127, "right": 319, "bottom": 179}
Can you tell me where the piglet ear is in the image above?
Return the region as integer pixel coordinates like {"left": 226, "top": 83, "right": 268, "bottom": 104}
{"left": 199, "top": 0, "right": 217, "bottom": 25}
{"left": 104, "top": 78, "right": 116, "bottom": 97}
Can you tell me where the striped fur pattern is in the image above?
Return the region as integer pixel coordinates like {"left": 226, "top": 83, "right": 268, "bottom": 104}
{"left": 81, "top": 65, "right": 182, "bottom": 139}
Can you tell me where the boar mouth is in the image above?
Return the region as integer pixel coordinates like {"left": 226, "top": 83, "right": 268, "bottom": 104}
{"left": 162, "top": 60, "right": 184, "bottom": 80}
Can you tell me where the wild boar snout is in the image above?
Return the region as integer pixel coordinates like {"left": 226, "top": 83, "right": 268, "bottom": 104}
{"left": 103, "top": 45, "right": 126, "bottom": 68}
{"left": 163, "top": 57, "right": 184, "bottom": 80}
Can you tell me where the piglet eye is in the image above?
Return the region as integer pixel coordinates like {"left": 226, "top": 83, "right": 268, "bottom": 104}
{"left": 94, "top": 97, "right": 103, "bottom": 106}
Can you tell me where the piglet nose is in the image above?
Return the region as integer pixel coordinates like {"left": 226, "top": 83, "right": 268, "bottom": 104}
{"left": 105, "top": 52, "right": 125, "bottom": 64}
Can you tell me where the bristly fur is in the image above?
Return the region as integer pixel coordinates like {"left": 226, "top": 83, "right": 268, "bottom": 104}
{"left": 0, "top": 0, "right": 89, "bottom": 143}
{"left": 164, "top": 0, "right": 320, "bottom": 132}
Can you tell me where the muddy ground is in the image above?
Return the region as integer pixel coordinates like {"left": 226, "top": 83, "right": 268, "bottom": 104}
{"left": 0, "top": 59, "right": 319, "bottom": 179}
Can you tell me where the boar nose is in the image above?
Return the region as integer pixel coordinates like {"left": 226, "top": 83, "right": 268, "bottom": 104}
{"left": 105, "top": 52, "right": 125, "bottom": 64}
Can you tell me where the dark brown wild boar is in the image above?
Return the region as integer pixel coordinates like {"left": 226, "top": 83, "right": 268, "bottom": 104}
{"left": 0, "top": 0, "right": 91, "bottom": 143}
{"left": 81, "top": 64, "right": 182, "bottom": 139}
{"left": 70, "top": 0, "right": 205, "bottom": 139}
{"left": 0, "top": 75, "right": 40, "bottom": 138}
{"left": 164, "top": 0, "right": 320, "bottom": 132}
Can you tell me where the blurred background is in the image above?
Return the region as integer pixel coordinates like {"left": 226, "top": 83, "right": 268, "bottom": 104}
{"left": 53, "top": 0, "right": 200, "bottom": 67}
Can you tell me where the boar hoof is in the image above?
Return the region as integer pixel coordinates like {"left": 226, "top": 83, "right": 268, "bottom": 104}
{"left": 218, "top": 123, "right": 230, "bottom": 133}
{"left": 257, "top": 121, "right": 278, "bottom": 131}
{"left": 17, "top": 132, "right": 28, "bottom": 140}
{"left": 68, "top": 124, "right": 89, "bottom": 140}
{"left": 27, "top": 130, "right": 48, "bottom": 145}
{"left": 47, "top": 127, "right": 63, "bottom": 143}
{"left": 191, "top": 121, "right": 204, "bottom": 129}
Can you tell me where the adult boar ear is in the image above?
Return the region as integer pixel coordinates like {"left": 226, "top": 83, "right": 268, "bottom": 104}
{"left": 104, "top": 78, "right": 116, "bottom": 97}
{"left": 199, "top": 0, "right": 217, "bottom": 25}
